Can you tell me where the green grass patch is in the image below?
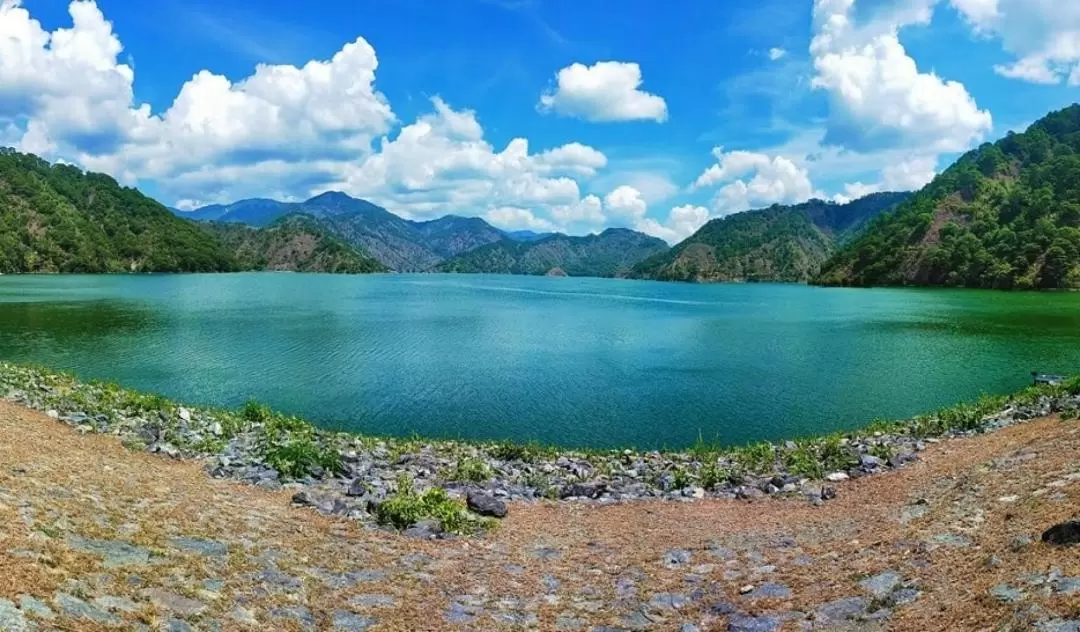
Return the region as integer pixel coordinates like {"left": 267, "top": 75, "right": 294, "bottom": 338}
{"left": 442, "top": 456, "right": 492, "bottom": 483}
{"left": 376, "top": 475, "right": 494, "bottom": 534}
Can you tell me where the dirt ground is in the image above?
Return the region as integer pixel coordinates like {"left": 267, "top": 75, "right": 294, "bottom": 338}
{"left": 0, "top": 400, "right": 1078, "bottom": 631}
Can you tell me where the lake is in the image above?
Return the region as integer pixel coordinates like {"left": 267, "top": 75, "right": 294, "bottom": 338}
{"left": 0, "top": 273, "right": 1077, "bottom": 449}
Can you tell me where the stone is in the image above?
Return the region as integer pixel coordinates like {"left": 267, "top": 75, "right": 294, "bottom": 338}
{"left": 727, "top": 613, "right": 781, "bottom": 632}
{"left": 168, "top": 536, "right": 227, "bottom": 557}
{"left": 1052, "top": 577, "right": 1080, "bottom": 596}
{"left": 1010, "top": 535, "right": 1034, "bottom": 551}
{"left": 178, "top": 407, "right": 191, "bottom": 422}
{"left": 662, "top": 549, "right": 692, "bottom": 568}
{"left": 990, "top": 584, "right": 1024, "bottom": 603}
{"left": 466, "top": 491, "right": 507, "bottom": 518}
{"left": 270, "top": 606, "right": 316, "bottom": 631}
{"left": 816, "top": 596, "right": 870, "bottom": 622}
{"left": 648, "top": 593, "right": 690, "bottom": 610}
{"left": 887, "top": 588, "right": 921, "bottom": 607}
{"left": 559, "top": 483, "right": 602, "bottom": 499}
{"left": 332, "top": 611, "right": 378, "bottom": 631}
{"left": 18, "top": 596, "right": 54, "bottom": 620}
{"left": 346, "top": 478, "right": 369, "bottom": 497}
{"left": 820, "top": 486, "right": 837, "bottom": 500}
{"left": 1043, "top": 520, "right": 1080, "bottom": 546}
{"left": 859, "top": 571, "right": 903, "bottom": 598}
{"left": 556, "top": 614, "right": 586, "bottom": 631}
{"left": 145, "top": 589, "right": 207, "bottom": 616}
{"left": 929, "top": 533, "right": 972, "bottom": 548}
{"left": 229, "top": 606, "right": 259, "bottom": 626}
{"left": 0, "top": 599, "right": 32, "bottom": 632}
{"left": 66, "top": 536, "right": 153, "bottom": 568}
{"left": 744, "top": 582, "right": 792, "bottom": 599}
{"left": 349, "top": 594, "right": 396, "bottom": 608}
{"left": 825, "top": 471, "right": 849, "bottom": 482}
{"left": 859, "top": 454, "right": 885, "bottom": 469}
{"left": 165, "top": 620, "right": 193, "bottom": 632}
{"left": 444, "top": 599, "right": 483, "bottom": 624}
{"left": 53, "top": 593, "right": 122, "bottom": 626}
{"left": 404, "top": 519, "right": 443, "bottom": 539}
{"left": 93, "top": 595, "right": 141, "bottom": 613}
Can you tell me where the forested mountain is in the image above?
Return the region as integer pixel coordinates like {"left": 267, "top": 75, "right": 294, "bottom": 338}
{"left": 817, "top": 104, "right": 1080, "bottom": 289}
{"left": 0, "top": 149, "right": 235, "bottom": 273}
{"left": 436, "top": 228, "right": 669, "bottom": 277}
{"left": 630, "top": 193, "right": 910, "bottom": 283}
{"left": 201, "top": 214, "right": 386, "bottom": 274}
{"left": 177, "top": 192, "right": 506, "bottom": 272}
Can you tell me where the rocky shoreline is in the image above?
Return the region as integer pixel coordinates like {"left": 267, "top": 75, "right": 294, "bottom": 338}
{"left": 2, "top": 362, "right": 1077, "bottom": 538}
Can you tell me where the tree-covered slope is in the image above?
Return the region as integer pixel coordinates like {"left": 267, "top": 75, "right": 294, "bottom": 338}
{"left": 0, "top": 149, "right": 236, "bottom": 273}
{"left": 201, "top": 213, "right": 386, "bottom": 274}
{"left": 630, "top": 193, "right": 909, "bottom": 283}
{"left": 436, "top": 228, "right": 669, "bottom": 278}
{"left": 817, "top": 104, "right": 1080, "bottom": 289}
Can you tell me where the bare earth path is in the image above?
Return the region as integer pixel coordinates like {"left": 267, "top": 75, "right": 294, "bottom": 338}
{"left": 1, "top": 400, "right": 1079, "bottom": 631}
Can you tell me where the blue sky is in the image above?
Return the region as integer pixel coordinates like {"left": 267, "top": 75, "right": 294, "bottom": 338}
{"left": 2, "top": 0, "right": 1079, "bottom": 241}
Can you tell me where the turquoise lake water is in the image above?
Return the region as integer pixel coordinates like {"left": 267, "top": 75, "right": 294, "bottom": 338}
{"left": 0, "top": 273, "right": 1078, "bottom": 449}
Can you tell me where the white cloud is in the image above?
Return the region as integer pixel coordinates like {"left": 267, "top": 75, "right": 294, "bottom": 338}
{"left": 484, "top": 207, "right": 557, "bottom": 232}
{"left": 550, "top": 195, "right": 606, "bottom": 227}
{"left": 768, "top": 47, "right": 788, "bottom": 60}
{"left": 637, "top": 205, "right": 710, "bottom": 244}
{"left": 693, "top": 147, "right": 817, "bottom": 215}
{"left": 603, "top": 185, "right": 648, "bottom": 220}
{"left": 810, "top": 0, "right": 992, "bottom": 153}
{"left": 538, "top": 61, "right": 668, "bottom": 123}
{"left": 947, "top": 0, "right": 1080, "bottom": 85}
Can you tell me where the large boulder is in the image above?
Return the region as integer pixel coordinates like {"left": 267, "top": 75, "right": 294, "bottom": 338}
{"left": 466, "top": 491, "right": 508, "bottom": 518}
{"left": 1042, "top": 520, "right": 1080, "bottom": 546}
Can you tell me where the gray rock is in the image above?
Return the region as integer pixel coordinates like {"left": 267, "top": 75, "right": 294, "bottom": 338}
{"left": 1053, "top": 577, "right": 1080, "bottom": 596}
{"left": 444, "top": 599, "right": 483, "bottom": 624}
{"left": 1043, "top": 520, "right": 1080, "bottom": 546}
{"left": 728, "top": 613, "right": 781, "bottom": 632}
{"left": 1010, "top": 535, "right": 1035, "bottom": 551}
{"left": 93, "top": 595, "right": 141, "bottom": 613}
{"left": 349, "top": 594, "right": 396, "bottom": 608}
{"left": 662, "top": 549, "right": 692, "bottom": 568}
{"left": 228, "top": 606, "right": 259, "bottom": 626}
{"left": 887, "top": 588, "right": 921, "bottom": 607}
{"left": 18, "top": 596, "right": 54, "bottom": 620}
{"left": 270, "top": 606, "right": 316, "bottom": 631}
{"left": 53, "top": 593, "right": 122, "bottom": 626}
{"left": 859, "top": 571, "right": 902, "bottom": 598}
{"left": 404, "top": 519, "right": 442, "bottom": 539}
{"left": 332, "top": 611, "right": 378, "bottom": 631}
{"left": 860, "top": 454, "right": 885, "bottom": 469}
{"left": 168, "top": 537, "right": 227, "bottom": 557}
{"left": 145, "top": 589, "right": 207, "bottom": 616}
{"left": 165, "top": 620, "right": 194, "bottom": 632}
{"left": 990, "top": 584, "right": 1024, "bottom": 603}
{"left": 559, "top": 483, "right": 603, "bottom": 499}
{"left": 556, "top": 615, "right": 586, "bottom": 630}
{"left": 466, "top": 491, "right": 507, "bottom": 518}
{"left": 816, "top": 596, "right": 870, "bottom": 622}
{"left": 648, "top": 593, "right": 690, "bottom": 610}
{"left": 0, "top": 599, "right": 32, "bottom": 632}
{"left": 929, "top": 533, "right": 972, "bottom": 548}
{"left": 66, "top": 536, "right": 153, "bottom": 568}
{"left": 744, "top": 582, "right": 792, "bottom": 599}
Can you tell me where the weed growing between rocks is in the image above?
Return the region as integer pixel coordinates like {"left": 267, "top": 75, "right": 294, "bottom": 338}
{"left": 376, "top": 475, "right": 494, "bottom": 534}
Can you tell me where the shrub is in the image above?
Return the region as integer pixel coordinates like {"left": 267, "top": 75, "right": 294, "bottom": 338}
{"left": 444, "top": 457, "right": 491, "bottom": 483}
{"left": 376, "top": 475, "right": 493, "bottom": 534}
{"left": 241, "top": 399, "right": 272, "bottom": 424}
{"left": 261, "top": 435, "right": 341, "bottom": 479}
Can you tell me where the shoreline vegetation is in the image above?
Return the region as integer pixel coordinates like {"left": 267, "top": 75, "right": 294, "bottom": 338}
{"left": 2, "top": 361, "right": 1078, "bottom": 537}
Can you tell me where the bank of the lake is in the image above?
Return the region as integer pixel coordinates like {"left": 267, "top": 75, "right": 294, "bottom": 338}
{"left": 3, "top": 361, "right": 1078, "bottom": 537}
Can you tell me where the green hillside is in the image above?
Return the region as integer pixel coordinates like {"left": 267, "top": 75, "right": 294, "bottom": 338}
{"left": 0, "top": 148, "right": 235, "bottom": 273}
{"left": 630, "top": 193, "right": 909, "bottom": 283}
{"left": 817, "top": 104, "right": 1080, "bottom": 289}
{"left": 202, "top": 214, "right": 386, "bottom": 274}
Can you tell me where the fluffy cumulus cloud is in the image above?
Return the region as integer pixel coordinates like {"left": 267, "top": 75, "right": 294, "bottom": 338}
{"left": 810, "top": 0, "right": 992, "bottom": 153}
{"left": 947, "top": 0, "right": 1080, "bottom": 85}
{"left": 692, "top": 148, "right": 816, "bottom": 215}
{"left": 832, "top": 155, "right": 939, "bottom": 202}
{"left": 603, "top": 185, "right": 648, "bottom": 220}
{"left": 637, "top": 205, "right": 710, "bottom": 243}
{"left": 538, "top": 61, "right": 668, "bottom": 123}
{"left": 484, "top": 207, "right": 557, "bottom": 232}
{"left": 768, "top": 47, "right": 787, "bottom": 60}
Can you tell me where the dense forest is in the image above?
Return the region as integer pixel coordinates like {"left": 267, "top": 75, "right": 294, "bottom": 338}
{"left": 630, "top": 193, "right": 909, "bottom": 283}
{"left": 202, "top": 214, "right": 386, "bottom": 274}
{"left": 437, "top": 228, "right": 669, "bottom": 278}
{"left": 0, "top": 149, "right": 236, "bottom": 273}
{"left": 817, "top": 104, "right": 1080, "bottom": 289}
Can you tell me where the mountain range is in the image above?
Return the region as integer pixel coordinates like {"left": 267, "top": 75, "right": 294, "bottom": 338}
{"left": 437, "top": 228, "right": 670, "bottom": 278}
{"left": 629, "top": 193, "right": 910, "bottom": 283}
